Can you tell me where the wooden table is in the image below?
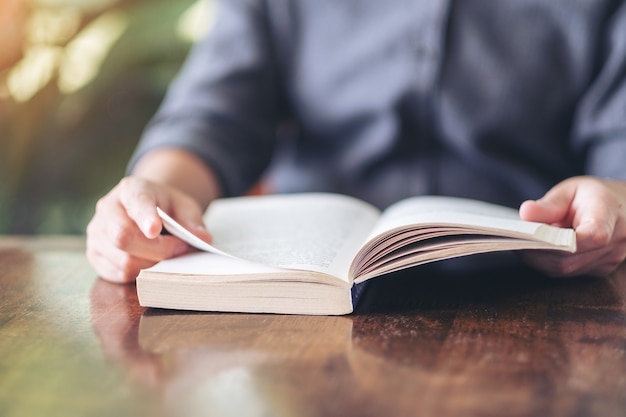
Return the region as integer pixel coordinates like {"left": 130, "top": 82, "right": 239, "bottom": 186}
{"left": 1, "top": 236, "right": 625, "bottom": 417}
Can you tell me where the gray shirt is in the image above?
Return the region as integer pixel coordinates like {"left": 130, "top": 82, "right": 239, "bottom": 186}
{"left": 131, "top": 0, "right": 626, "bottom": 209}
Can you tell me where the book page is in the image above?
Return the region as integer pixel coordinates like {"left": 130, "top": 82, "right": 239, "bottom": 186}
{"left": 349, "top": 195, "right": 575, "bottom": 282}
{"left": 158, "top": 207, "right": 234, "bottom": 257}
{"left": 371, "top": 196, "right": 544, "bottom": 241}
{"left": 204, "top": 193, "right": 380, "bottom": 282}
{"left": 146, "top": 252, "right": 288, "bottom": 276}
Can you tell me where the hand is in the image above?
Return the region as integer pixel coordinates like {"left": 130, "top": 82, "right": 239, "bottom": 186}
{"left": 86, "top": 176, "right": 212, "bottom": 283}
{"left": 519, "top": 176, "right": 626, "bottom": 277}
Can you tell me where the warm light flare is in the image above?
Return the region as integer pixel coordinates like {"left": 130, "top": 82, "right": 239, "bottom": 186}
{"left": 0, "top": 0, "right": 28, "bottom": 71}
{"left": 57, "top": 11, "right": 128, "bottom": 94}
{"left": 30, "top": 0, "right": 116, "bottom": 11}
{"left": 4, "top": 6, "right": 127, "bottom": 101}
{"left": 177, "top": 0, "right": 215, "bottom": 42}
{"left": 27, "top": 8, "right": 81, "bottom": 45}
{"left": 7, "top": 45, "right": 61, "bottom": 102}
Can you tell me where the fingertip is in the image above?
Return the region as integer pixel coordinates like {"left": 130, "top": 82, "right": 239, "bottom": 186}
{"left": 141, "top": 213, "right": 163, "bottom": 239}
{"left": 176, "top": 214, "right": 212, "bottom": 243}
{"left": 518, "top": 200, "right": 536, "bottom": 220}
{"left": 521, "top": 197, "right": 570, "bottom": 225}
{"left": 519, "top": 199, "right": 549, "bottom": 221}
{"left": 193, "top": 224, "right": 213, "bottom": 243}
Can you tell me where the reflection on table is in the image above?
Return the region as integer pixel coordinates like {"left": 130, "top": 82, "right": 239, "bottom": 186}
{"left": 90, "top": 261, "right": 626, "bottom": 417}
{"left": 1, "top": 237, "right": 625, "bottom": 417}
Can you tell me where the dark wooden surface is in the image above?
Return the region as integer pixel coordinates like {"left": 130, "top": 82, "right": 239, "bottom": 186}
{"left": 1, "top": 236, "right": 625, "bottom": 417}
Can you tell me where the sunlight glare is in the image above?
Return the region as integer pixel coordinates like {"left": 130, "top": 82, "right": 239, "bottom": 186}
{"left": 7, "top": 45, "right": 61, "bottom": 102}
{"left": 27, "top": 8, "right": 81, "bottom": 45}
{"left": 57, "top": 11, "right": 128, "bottom": 94}
{"left": 177, "top": 0, "right": 215, "bottom": 43}
{"left": 30, "top": 0, "right": 117, "bottom": 12}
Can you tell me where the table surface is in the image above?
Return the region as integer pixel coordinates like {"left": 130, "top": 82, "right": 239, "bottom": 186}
{"left": 0, "top": 236, "right": 625, "bottom": 417}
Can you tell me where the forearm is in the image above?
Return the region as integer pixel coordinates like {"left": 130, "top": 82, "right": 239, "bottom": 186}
{"left": 131, "top": 148, "right": 221, "bottom": 210}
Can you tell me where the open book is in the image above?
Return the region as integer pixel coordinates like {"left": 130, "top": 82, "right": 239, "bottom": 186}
{"left": 136, "top": 193, "right": 576, "bottom": 315}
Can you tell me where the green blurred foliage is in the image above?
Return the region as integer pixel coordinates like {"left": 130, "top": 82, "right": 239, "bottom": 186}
{"left": 0, "top": 0, "right": 201, "bottom": 234}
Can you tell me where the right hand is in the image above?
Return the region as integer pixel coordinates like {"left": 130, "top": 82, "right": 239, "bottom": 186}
{"left": 86, "top": 176, "right": 212, "bottom": 283}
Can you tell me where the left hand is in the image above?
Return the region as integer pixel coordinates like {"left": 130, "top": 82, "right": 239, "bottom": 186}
{"left": 519, "top": 176, "right": 626, "bottom": 277}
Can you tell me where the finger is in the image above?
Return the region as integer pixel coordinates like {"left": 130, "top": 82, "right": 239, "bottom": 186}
{"left": 90, "top": 232, "right": 189, "bottom": 283}
{"left": 569, "top": 187, "right": 618, "bottom": 253}
{"left": 89, "top": 247, "right": 144, "bottom": 284}
{"left": 519, "top": 181, "right": 576, "bottom": 226}
{"left": 521, "top": 245, "right": 621, "bottom": 278}
{"left": 167, "top": 198, "right": 212, "bottom": 243}
{"left": 89, "top": 238, "right": 189, "bottom": 283}
{"left": 105, "top": 223, "right": 191, "bottom": 262}
{"left": 117, "top": 177, "right": 165, "bottom": 239}
{"left": 95, "top": 200, "right": 189, "bottom": 261}
{"left": 88, "top": 247, "right": 153, "bottom": 283}
{"left": 521, "top": 179, "right": 619, "bottom": 253}
{"left": 520, "top": 250, "right": 577, "bottom": 277}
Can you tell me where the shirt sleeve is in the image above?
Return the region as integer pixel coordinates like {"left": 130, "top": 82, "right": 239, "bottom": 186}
{"left": 572, "top": 2, "right": 626, "bottom": 180}
{"left": 127, "top": 0, "right": 283, "bottom": 197}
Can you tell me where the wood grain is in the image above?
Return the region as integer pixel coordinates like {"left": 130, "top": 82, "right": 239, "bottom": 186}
{"left": 1, "top": 236, "right": 624, "bottom": 417}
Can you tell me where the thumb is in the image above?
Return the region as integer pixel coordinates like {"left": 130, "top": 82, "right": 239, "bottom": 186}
{"left": 519, "top": 183, "right": 576, "bottom": 226}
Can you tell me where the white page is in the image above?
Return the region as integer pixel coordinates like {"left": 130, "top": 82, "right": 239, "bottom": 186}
{"left": 147, "top": 252, "right": 287, "bottom": 276}
{"left": 158, "top": 207, "right": 234, "bottom": 257}
{"left": 369, "top": 196, "right": 540, "bottom": 240}
{"left": 204, "top": 193, "right": 380, "bottom": 282}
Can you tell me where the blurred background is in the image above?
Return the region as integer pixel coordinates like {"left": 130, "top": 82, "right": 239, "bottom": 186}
{"left": 0, "top": 0, "right": 212, "bottom": 234}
